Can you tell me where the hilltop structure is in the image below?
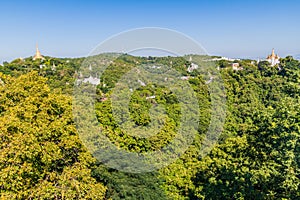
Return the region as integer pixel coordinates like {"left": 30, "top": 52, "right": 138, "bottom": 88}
{"left": 266, "top": 49, "right": 280, "bottom": 66}
{"left": 33, "top": 44, "right": 45, "bottom": 60}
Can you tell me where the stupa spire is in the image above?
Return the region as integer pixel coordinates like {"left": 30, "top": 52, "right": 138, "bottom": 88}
{"left": 271, "top": 48, "right": 275, "bottom": 57}
{"left": 266, "top": 48, "right": 280, "bottom": 66}
{"left": 33, "top": 43, "right": 45, "bottom": 60}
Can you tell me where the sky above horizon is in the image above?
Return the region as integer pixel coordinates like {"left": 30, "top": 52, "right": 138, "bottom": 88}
{"left": 0, "top": 0, "right": 300, "bottom": 62}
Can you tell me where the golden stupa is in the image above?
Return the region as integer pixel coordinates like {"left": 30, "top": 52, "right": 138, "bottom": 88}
{"left": 33, "top": 44, "right": 45, "bottom": 60}
{"left": 266, "top": 48, "right": 280, "bottom": 66}
{"left": 266, "top": 48, "right": 279, "bottom": 60}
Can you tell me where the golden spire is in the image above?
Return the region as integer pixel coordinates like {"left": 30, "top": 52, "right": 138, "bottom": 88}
{"left": 266, "top": 48, "right": 280, "bottom": 66}
{"left": 271, "top": 48, "right": 275, "bottom": 57}
{"left": 35, "top": 44, "right": 41, "bottom": 56}
{"left": 33, "top": 43, "right": 44, "bottom": 60}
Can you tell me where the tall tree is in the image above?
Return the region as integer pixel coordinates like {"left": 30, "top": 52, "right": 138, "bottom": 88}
{"left": 0, "top": 72, "right": 106, "bottom": 199}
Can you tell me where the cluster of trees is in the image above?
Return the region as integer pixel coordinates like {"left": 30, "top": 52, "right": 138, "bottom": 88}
{"left": 0, "top": 54, "right": 299, "bottom": 199}
{"left": 0, "top": 72, "right": 106, "bottom": 199}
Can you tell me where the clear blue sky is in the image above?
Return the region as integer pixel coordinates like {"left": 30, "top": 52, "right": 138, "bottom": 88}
{"left": 0, "top": 0, "right": 300, "bottom": 62}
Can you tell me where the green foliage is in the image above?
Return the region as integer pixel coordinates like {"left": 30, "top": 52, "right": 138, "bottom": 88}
{"left": 193, "top": 99, "right": 300, "bottom": 199}
{"left": 1, "top": 54, "right": 299, "bottom": 199}
{"left": 192, "top": 57, "right": 300, "bottom": 199}
{"left": 0, "top": 72, "right": 106, "bottom": 199}
{"left": 92, "top": 166, "right": 168, "bottom": 200}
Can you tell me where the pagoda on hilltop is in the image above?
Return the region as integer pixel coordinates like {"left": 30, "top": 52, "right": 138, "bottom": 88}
{"left": 266, "top": 48, "right": 280, "bottom": 66}
{"left": 33, "top": 44, "right": 45, "bottom": 60}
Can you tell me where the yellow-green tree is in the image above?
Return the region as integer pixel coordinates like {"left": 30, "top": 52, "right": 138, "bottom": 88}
{"left": 0, "top": 72, "right": 106, "bottom": 199}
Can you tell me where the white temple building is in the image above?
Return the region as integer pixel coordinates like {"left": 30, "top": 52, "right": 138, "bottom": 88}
{"left": 82, "top": 75, "right": 100, "bottom": 85}
{"left": 266, "top": 49, "right": 280, "bottom": 66}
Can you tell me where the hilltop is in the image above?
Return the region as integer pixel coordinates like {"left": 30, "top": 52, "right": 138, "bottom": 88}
{"left": 0, "top": 53, "right": 299, "bottom": 199}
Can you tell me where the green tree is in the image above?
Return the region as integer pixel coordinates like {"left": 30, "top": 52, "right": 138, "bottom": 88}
{"left": 193, "top": 99, "right": 300, "bottom": 199}
{"left": 0, "top": 72, "right": 106, "bottom": 199}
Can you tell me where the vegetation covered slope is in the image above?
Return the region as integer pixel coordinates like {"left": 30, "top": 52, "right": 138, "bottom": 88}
{"left": 0, "top": 55, "right": 299, "bottom": 199}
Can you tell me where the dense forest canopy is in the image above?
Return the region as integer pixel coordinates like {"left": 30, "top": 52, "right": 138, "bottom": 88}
{"left": 0, "top": 54, "right": 299, "bottom": 199}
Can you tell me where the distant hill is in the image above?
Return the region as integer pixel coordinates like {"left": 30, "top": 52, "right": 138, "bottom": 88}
{"left": 293, "top": 54, "right": 300, "bottom": 60}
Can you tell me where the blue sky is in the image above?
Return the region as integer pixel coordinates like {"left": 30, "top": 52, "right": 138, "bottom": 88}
{"left": 0, "top": 0, "right": 299, "bottom": 62}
